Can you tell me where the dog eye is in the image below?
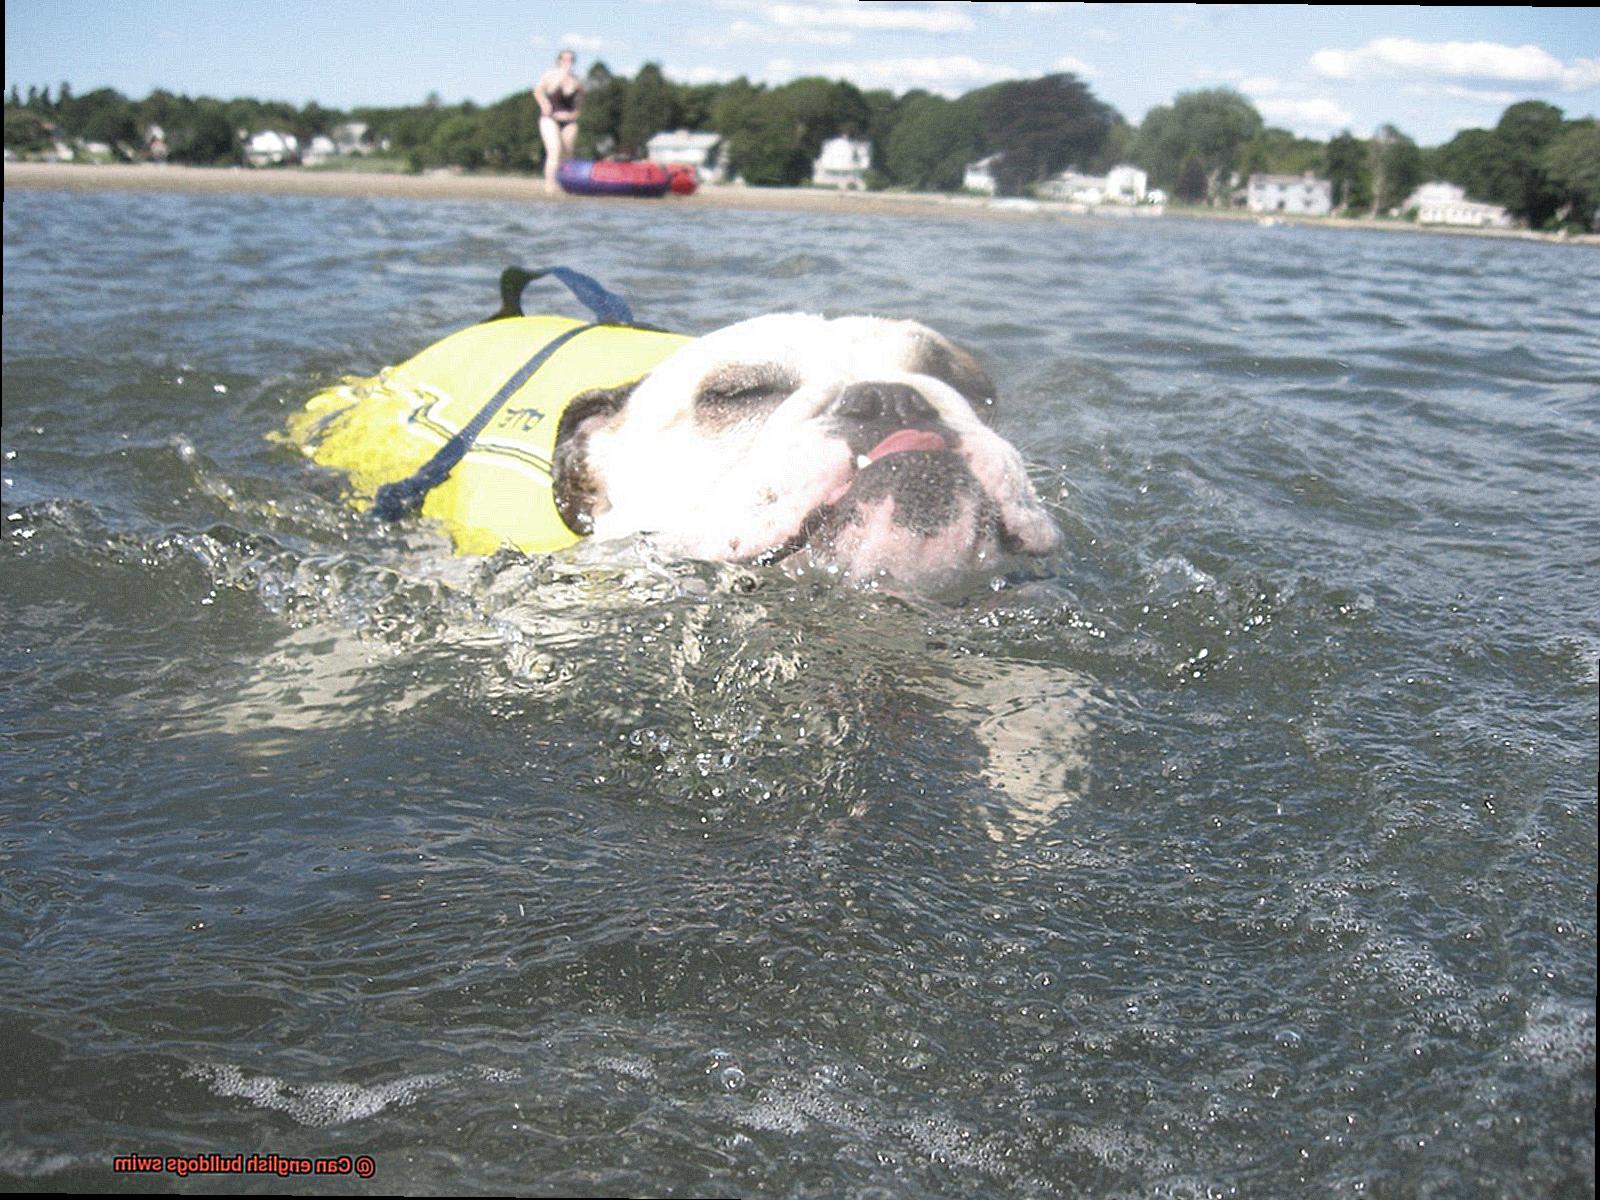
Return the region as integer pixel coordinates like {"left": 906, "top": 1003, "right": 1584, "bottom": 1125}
{"left": 694, "top": 364, "right": 798, "bottom": 415}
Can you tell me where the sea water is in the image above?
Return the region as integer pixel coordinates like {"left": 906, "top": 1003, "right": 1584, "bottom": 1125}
{"left": 3, "top": 188, "right": 1596, "bottom": 1196}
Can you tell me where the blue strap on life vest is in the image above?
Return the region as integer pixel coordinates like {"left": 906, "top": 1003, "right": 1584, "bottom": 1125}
{"left": 372, "top": 267, "right": 632, "bottom": 522}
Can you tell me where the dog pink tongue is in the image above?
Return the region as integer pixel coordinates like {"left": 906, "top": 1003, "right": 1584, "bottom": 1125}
{"left": 865, "top": 428, "right": 947, "bottom": 462}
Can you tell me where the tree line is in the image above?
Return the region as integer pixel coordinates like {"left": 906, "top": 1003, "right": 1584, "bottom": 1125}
{"left": 7, "top": 70, "right": 1597, "bottom": 231}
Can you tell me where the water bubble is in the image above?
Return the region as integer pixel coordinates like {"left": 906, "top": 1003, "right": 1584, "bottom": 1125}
{"left": 720, "top": 1066, "right": 746, "bottom": 1092}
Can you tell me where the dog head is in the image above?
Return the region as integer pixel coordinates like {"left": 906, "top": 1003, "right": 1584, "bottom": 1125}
{"left": 552, "top": 314, "right": 1061, "bottom": 587}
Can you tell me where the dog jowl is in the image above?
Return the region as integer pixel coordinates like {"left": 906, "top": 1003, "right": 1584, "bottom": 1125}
{"left": 558, "top": 314, "right": 1061, "bottom": 586}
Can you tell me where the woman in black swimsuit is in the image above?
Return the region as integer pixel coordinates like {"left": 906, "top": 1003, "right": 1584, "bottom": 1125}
{"left": 536, "top": 49, "right": 584, "bottom": 193}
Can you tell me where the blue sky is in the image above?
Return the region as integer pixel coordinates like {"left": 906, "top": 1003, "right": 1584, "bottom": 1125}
{"left": 6, "top": 2, "right": 1597, "bottom": 146}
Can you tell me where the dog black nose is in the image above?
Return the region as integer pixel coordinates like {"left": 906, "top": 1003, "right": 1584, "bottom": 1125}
{"left": 832, "top": 381, "right": 938, "bottom": 428}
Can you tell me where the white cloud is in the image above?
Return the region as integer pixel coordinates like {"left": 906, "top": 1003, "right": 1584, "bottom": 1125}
{"left": 1404, "top": 82, "right": 1524, "bottom": 108}
{"left": 1050, "top": 55, "right": 1098, "bottom": 79}
{"left": 693, "top": 18, "right": 852, "bottom": 49}
{"left": 765, "top": 54, "right": 1025, "bottom": 95}
{"left": 1311, "top": 38, "right": 1600, "bottom": 91}
{"left": 774, "top": 3, "right": 974, "bottom": 34}
{"left": 1233, "top": 76, "right": 1283, "bottom": 97}
{"left": 1194, "top": 68, "right": 1281, "bottom": 96}
{"left": 673, "top": 64, "right": 742, "bottom": 86}
{"left": 1254, "top": 97, "right": 1355, "bottom": 130}
{"left": 559, "top": 33, "right": 608, "bottom": 53}
{"left": 724, "top": 1, "right": 974, "bottom": 35}
{"left": 532, "top": 32, "right": 608, "bottom": 54}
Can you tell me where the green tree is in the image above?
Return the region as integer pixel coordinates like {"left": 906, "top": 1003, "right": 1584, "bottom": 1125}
{"left": 1495, "top": 100, "right": 1566, "bottom": 227}
{"left": 430, "top": 112, "right": 485, "bottom": 169}
{"left": 1369, "top": 124, "right": 1422, "bottom": 213}
{"left": 1134, "top": 88, "right": 1262, "bottom": 200}
{"left": 1241, "top": 127, "right": 1322, "bottom": 178}
{"left": 81, "top": 105, "right": 139, "bottom": 151}
{"left": 297, "top": 100, "right": 337, "bottom": 140}
{"left": 1324, "top": 130, "right": 1370, "bottom": 211}
{"left": 1430, "top": 126, "right": 1507, "bottom": 206}
{"left": 883, "top": 92, "right": 981, "bottom": 191}
{"left": 168, "top": 103, "right": 237, "bottom": 164}
{"left": 1175, "top": 154, "right": 1208, "bottom": 203}
{"left": 480, "top": 91, "right": 541, "bottom": 171}
{"left": 618, "top": 62, "right": 674, "bottom": 156}
{"left": 714, "top": 84, "right": 810, "bottom": 186}
{"left": 137, "top": 88, "right": 188, "bottom": 134}
{"left": 1094, "top": 118, "right": 1136, "bottom": 175}
{"left": 1541, "top": 119, "right": 1600, "bottom": 231}
{"left": 770, "top": 76, "right": 871, "bottom": 160}
{"left": 978, "top": 74, "right": 1117, "bottom": 196}
{"left": 673, "top": 83, "right": 720, "bottom": 133}
{"left": 577, "top": 60, "right": 624, "bottom": 157}
{"left": 59, "top": 86, "right": 135, "bottom": 145}
{"left": 4, "top": 106, "right": 52, "bottom": 154}
{"left": 861, "top": 87, "right": 901, "bottom": 179}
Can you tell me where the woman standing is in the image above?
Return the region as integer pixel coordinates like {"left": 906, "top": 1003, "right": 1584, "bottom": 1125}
{"left": 535, "top": 49, "right": 584, "bottom": 193}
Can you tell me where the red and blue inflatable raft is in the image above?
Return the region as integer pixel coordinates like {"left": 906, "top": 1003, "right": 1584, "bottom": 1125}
{"left": 557, "top": 159, "right": 696, "bottom": 198}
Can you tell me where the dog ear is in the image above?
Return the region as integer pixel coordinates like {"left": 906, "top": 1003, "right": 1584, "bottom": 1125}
{"left": 910, "top": 332, "right": 999, "bottom": 426}
{"left": 552, "top": 382, "right": 636, "bottom": 535}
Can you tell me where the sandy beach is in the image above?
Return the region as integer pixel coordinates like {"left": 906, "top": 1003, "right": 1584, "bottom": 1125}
{"left": 4, "top": 161, "right": 1021, "bottom": 221}
{"left": 7, "top": 160, "right": 1595, "bottom": 243}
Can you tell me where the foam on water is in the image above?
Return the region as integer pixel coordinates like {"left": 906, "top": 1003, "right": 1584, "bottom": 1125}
{"left": 186, "top": 1063, "right": 450, "bottom": 1127}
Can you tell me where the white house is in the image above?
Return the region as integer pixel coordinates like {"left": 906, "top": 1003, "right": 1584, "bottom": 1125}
{"left": 963, "top": 154, "right": 1001, "bottom": 195}
{"left": 1038, "top": 170, "right": 1105, "bottom": 204}
{"left": 647, "top": 129, "right": 725, "bottom": 182}
{"left": 1246, "top": 172, "right": 1333, "bottom": 216}
{"left": 1402, "top": 181, "right": 1511, "bottom": 228}
{"left": 1103, "top": 164, "right": 1148, "bottom": 204}
{"left": 812, "top": 136, "right": 871, "bottom": 190}
{"left": 1037, "top": 164, "right": 1149, "bottom": 205}
{"left": 245, "top": 130, "right": 299, "bottom": 167}
{"left": 331, "top": 122, "right": 372, "bottom": 156}
{"left": 302, "top": 135, "right": 339, "bottom": 165}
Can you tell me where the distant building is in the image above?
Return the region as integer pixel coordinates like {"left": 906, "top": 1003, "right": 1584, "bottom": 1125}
{"left": 1402, "top": 181, "right": 1512, "bottom": 228}
{"left": 1103, "top": 164, "right": 1148, "bottom": 204}
{"left": 1037, "top": 164, "right": 1150, "bottom": 206}
{"left": 1246, "top": 172, "right": 1333, "bottom": 216}
{"left": 963, "top": 154, "right": 1001, "bottom": 195}
{"left": 812, "top": 136, "right": 871, "bottom": 190}
{"left": 302, "top": 135, "right": 339, "bottom": 165}
{"left": 331, "top": 122, "right": 372, "bottom": 156}
{"left": 646, "top": 129, "right": 725, "bottom": 183}
{"left": 245, "top": 130, "right": 299, "bottom": 167}
{"left": 1038, "top": 170, "right": 1105, "bottom": 204}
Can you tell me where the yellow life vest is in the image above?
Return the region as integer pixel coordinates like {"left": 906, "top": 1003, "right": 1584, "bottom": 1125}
{"left": 286, "top": 315, "right": 691, "bottom": 555}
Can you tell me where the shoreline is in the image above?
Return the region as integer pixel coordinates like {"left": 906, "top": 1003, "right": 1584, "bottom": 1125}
{"left": 7, "top": 161, "right": 1595, "bottom": 245}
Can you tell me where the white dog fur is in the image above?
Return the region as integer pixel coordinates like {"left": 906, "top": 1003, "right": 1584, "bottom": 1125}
{"left": 553, "top": 314, "right": 1060, "bottom": 586}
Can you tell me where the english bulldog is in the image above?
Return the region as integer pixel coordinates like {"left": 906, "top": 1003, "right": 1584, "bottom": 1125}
{"left": 553, "top": 313, "right": 1061, "bottom": 587}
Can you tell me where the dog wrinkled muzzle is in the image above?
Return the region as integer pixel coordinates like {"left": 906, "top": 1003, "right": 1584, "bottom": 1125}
{"left": 789, "top": 446, "right": 1035, "bottom": 585}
